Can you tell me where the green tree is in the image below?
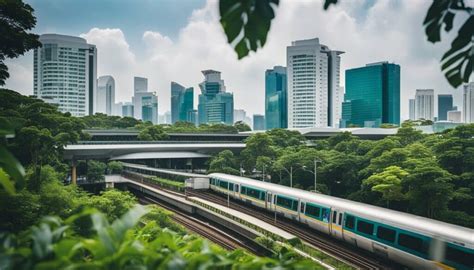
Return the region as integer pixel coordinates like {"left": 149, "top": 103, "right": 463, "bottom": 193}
{"left": 137, "top": 125, "right": 169, "bottom": 141}
{"left": 233, "top": 120, "right": 251, "bottom": 132}
{"left": 240, "top": 133, "right": 275, "bottom": 171}
{"left": 363, "top": 166, "right": 408, "bottom": 208}
{"left": 208, "top": 150, "right": 238, "bottom": 174}
{"left": 266, "top": 128, "right": 305, "bottom": 148}
{"left": 86, "top": 160, "right": 106, "bottom": 183}
{"left": 0, "top": 0, "right": 42, "bottom": 85}
{"left": 396, "top": 124, "right": 424, "bottom": 146}
{"left": 84, "top": 189, "right": 137, "bottom": 222}
{"left": 107, "top": 161, "right": 123, "bottom": 174}
{"left": 405, "top": 165, "right": 454, "bottom": 218}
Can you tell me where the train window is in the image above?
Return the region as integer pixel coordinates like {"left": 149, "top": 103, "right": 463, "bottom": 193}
{"left": 398, "top": 233, "right": 424, "bottom": 254}
{"left": 332, "top": 211, "right": 338, "bottom": 223}
{"left": 322, "top": 209, "right": 330, "bottom": 222}
{"left": 267, "top": 193, "right": 272, "bottom": 203}
{"left": 241, "top": 186, "right": 247, "bottom": 194}
{"left": 445, "top": 245, "right": 474, "bottom": 268}
{"left": 276, "top": 196, "right": 294, "bottom": 210}
{"left": 292, "top": 201, "right": 298, "bottom": 211}
{"left": 345, "top": 215, "right": 355, "bottom": 229}
{"left": 305, "top": 204, "right": 321, "bottom": 218}
{"left": 376, "top": 226, "right": 396, "bottom": 243}
{"left": 338, "top": 213, "right": 342, "bottom": 226}
{"left": 300, "top": 202, "right": 305, "bottom": 212}
{"left": 229, "top": 183, "right": 234, "bottom": 191}
{"left": 357, "top": 220, "right": 374, "bottom": 235}
{"left": 210, "top": 178, "right": 215, "bottom": 185}
{"left": 219, "top": 180, "right": 228, "bottom": 189}
{"left": 246, "top": 188, "right": 262, "bottom": 200}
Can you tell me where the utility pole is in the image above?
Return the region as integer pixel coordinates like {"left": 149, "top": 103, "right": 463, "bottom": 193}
{"left": 290, "top": 166, "right": 293, "bottom": 187}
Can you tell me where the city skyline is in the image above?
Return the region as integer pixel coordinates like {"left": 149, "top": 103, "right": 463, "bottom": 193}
{"left": 4, "top": 0, "right": 467, "bottom": 119}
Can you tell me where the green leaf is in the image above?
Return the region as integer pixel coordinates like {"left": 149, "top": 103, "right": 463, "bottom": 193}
{"left": 324, "top": 0, "right": 338, "bottom": 10}
{"left": 440, "top": 16, "right": 473, "bottom": 87}
{"left": 0, "top": 146, "right": 25, "bottom": 190}
{"left": 219, "top": 0, "right": 279, "bottom": 59}
{"left": 0, "top": 169, "right": 15, "bottom": 194}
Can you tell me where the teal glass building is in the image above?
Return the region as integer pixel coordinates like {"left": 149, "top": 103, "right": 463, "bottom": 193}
{"left": 198, "top": 70, "right": 234, "bottom": 125}
{"left": 171, "top": 82, "right": 194, "bottom": 124}
{"left": 341, "top": 62, "right": 400, "bottom": 128}
{"left": 265, "top": 66, "right": 287, "bottom": 129}
{"left": 438, "top": 94, "right": 453, "bottom": 121}
{"left": 141, "top": 95, "right": 158, "bottom": 124}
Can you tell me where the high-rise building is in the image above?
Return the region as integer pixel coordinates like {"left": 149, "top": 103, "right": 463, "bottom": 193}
{"left": 171, "top": 82, "right": 194, "bottom": 124}
{"left": 415, "top": 89, "right": 434, "bottom": 121}
{"left": 409, "top": 99, "right": 416, "bottom": 120}
{"left": 33, "top": 34, "right": 97, "bottom": 116}
{"left": 122, "top": 102, "right": 134, "bottom": 117}
{"left": 134, "top": 77, "right": 148, "bottom": 94}
{"left": 438, "top": 94, "right": 453, "bottom": 121}
{"left": 96, "top": 75, "right": 115, "bottom": 115}
{"left": 341, "top": 62, "right": 400, "bottom": 128}
{"left": 463, "top": 82, "right": 474, "bottom": 123}
{"left": 187, "top": 110, "right": 198, "bottom": 126}
{"left": 198, "top": 70, "right": 234, "bottom": 125}
{"left": 287, "top": 38, "right": 343, "bottom": 128}
{"left": 265, "top": 66, "right": 287, "bottom": 129}
{"left": 253, "top": 114, "right": 265, "bottom": 130}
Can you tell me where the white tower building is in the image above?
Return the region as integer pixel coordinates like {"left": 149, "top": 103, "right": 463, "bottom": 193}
{"left": 286, "top": 38, "right": 343, "bottom": 128}
{"left": 33, "top": 34, "right": 97, "bottom": 116}
{"left": 415, "top": 89, "right": 434, "bottom": 120}
{"left": 463, "top": 82, "right": 474, "bottom": 123}
{"left": 96, "top": 75, "right": 115, "bottom": 115}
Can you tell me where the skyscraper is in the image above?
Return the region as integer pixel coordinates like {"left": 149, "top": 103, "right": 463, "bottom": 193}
{"left": 415, "top": 89, "right": 434, "bottom": 121}
{"left": 134, "top": 77, "right": 148, "bottom": 94}
{"left": 287, "top": 38, "right": 343, "bottom": 128}
{"left": 198, "top": 70, "right": 234, "bottom": 125}
{"left": 131, "top": 77, "right": 158, "bottom": 124}
{"left": 341, "top": 62, "right": 400, "bottom": 127}
{"left": 96, "top": 75, "right": 115, "bottom": 115}
{"left": 171, "top": 82, "right": 194, "bottom": 124}
{"left": 253, "top": 114, "right": 265, "bottom": 130}
{"left": 438, "top": 94, "right": 453, "bottom": 121}
{"left": 33, "top": 34, "right": 97, "bottom": 116}
{"left": 409, "top": 99, "right": 416, "bottom": 120}
{"left": 265, "top": 66, "right": 287, "bottom": 129}
{"left": 463, "top": 82, "right": 474, "bottom": 123}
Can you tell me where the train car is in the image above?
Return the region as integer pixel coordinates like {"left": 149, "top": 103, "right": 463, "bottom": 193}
{"left": 209, "top": 173, "right": 474, "bottom": 270}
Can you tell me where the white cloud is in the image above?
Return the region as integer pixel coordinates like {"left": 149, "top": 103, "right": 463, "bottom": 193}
{"left": 5, "top": 0, "right": 466, "bottom": 120}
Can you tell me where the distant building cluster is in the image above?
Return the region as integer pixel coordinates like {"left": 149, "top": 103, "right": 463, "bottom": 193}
{"left": 32, "top": 34, "right": 473, "bottom": 128}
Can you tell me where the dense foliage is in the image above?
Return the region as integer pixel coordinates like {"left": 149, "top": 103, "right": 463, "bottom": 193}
{"left": 210, "top": 124, "right": 474, "bottom": 228}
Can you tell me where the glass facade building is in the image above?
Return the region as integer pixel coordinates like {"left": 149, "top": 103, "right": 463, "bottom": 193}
{"left": 265, "top": 66, "right": 287, "bottom": 129}
{"left": 341, "top": 62, "right": 400, "bottom": 128}
{"left": 253, "top": 114, "right": 265, "bottom": 130}
{"left": 438, "top": 94, "right": 453, "bottom": 121}
{"left": 122, "top": 102, "right": 134, "bottom": 117}
{"left": 198, "top": 70, "right": 234, "bottom": 125}
{"left": 171, "top": 82, "right": 194, "bottom": 124}
{"left": 33, "top": 34, "right": 97, "bottom": 116}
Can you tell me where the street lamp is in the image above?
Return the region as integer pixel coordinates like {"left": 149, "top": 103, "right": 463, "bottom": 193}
{"left": 280, "top": 165, "right": 302, "bottom": 188}
{"left": 303, "top": 158, "right": 322, "bottom": 193}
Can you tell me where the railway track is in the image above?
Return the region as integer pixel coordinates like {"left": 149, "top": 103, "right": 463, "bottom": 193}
{"left": 138, "top": 195, "right": 270, "bottom": 256}
{"left": 186, "top": 189, "right": 400, "bottom": 270}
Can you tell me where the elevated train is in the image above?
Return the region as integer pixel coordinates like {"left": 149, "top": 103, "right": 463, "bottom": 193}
{"left": 209, "top": 173, "right": 474, "bottom": 270}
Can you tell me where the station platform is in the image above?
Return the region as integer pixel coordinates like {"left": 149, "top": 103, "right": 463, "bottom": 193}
{"left": 189, "top": 196, "right": 296, "bottom": 241}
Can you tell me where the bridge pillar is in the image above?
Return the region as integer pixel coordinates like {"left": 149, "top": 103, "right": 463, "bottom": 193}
{"left": 71, "top": 159, "right": 77, "bottom": 185}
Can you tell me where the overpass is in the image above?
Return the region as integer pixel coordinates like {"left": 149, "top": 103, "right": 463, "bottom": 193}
{"left": 63, "top": 141, "right": 245, "bottom": 184}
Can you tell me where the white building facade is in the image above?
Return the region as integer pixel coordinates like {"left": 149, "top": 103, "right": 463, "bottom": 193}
{"left": 409, "top": 99, "right": 415, "bottom": 120}
{"left": 33, "top": 34, "right": 97, "bottom": 116}
{"left": 96, "top": 75, "right": 115, "bottom": 115}
{"left": 286, "top": 38, "right": 343, "bottom": 128}
{"left": 415, "top": 89, "right": 434, "bottom": 120}
{"left": 447, "top": 110, "right": 462, "bottom": 122}
{"left": 463, "top": 82, "right": 474, "bottom": 123}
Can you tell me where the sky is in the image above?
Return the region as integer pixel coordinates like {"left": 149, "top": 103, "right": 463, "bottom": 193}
{"left": 4, "top": 0, "right": 471, "bottom": 119}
